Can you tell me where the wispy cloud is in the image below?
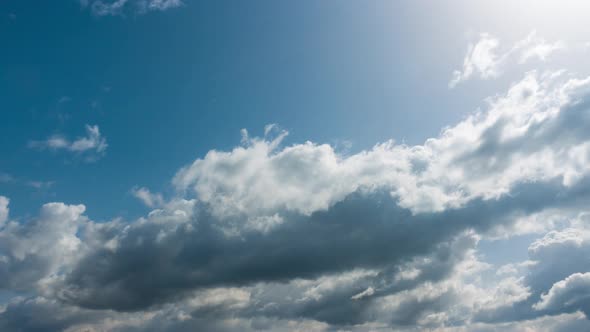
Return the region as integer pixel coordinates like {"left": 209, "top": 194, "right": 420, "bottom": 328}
{"left": 28, "top": 124, "right": 108, "bottom": 161}
{"left": 450, "top": 31, "right": 564, "bottom": 88}
{"left": 0, "top": 196, "right": 8, "bottom": 226}
{"left": 26, "top": 181, "right": 55, "bottom": 190}
{"left": 81, "top": 0, "right": 183, "bottom": 16}
{"left": 0, "top": 172, "right": 55, "bottom": 192}
{"left": 131, "top": 186, "right": 164, "bottom": 208}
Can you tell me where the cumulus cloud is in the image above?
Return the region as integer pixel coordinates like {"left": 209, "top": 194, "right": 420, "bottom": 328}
{"left": 450, "top": 31, "right": 564, "bottom": 88}
{"left": 517, "top": 32, "right": 566, "bottom": 64}
{"left": 535, "top": 272, "right": 590, "bottom": 315}
{"left": 28, "top": 124, "right": 108, "bottom": 161}
{"left": 473, "top": 214, "right": 590, "bottom": 325}
{"left": 176, "top": 71, "right": 590, "bottom": 223}
{"left": 81, "top": 0, "right": 183, "bottom": 16}
{"left": 4, "top": 66, "right": 590, "bottom": 330}
{"left": 449, "top": 33, "right": 503, "bottom": 88}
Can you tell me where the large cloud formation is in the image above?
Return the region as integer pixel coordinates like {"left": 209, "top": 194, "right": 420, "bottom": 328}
{"left": 3, "top": 62, "right": 590, "bottom": 330}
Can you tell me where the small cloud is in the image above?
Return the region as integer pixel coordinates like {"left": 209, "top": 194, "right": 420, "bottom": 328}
{"left": 81, "top": 0, "right": 183, "bottom": 16}
{"left": 26, "top": 181, "right": 55, "bottom": 190}
{"left": 450, "top": 31, "right": 565, "bottom": 88}
{"left": 351, "top": 287, "right": 375, "bottom": 300}
{"left": 58, "top": 96, "right": 72, "bottom": 104}
{"left": 0, "top": 196, "right": 8, "bottom": 225}
{"left": 90, "top": 100, "right": 100, "bottom": 110}
{"left": 132, "top": 187, "right": 164, "bottom": 208}
{"left": 29, "top": 125, "right": 108, "bottom": 161}
{"left": 143, "top": 0, "right": 183, "bottom": 11}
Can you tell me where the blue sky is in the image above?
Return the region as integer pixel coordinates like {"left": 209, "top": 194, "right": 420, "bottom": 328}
{"left": 1, "top": 0, "right": 512, "bottom": 220}
{"left": 3, "top": 1, "right": 590, "bottom": 331}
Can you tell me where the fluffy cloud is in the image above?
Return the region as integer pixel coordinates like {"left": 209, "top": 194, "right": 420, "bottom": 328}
{"left": 0, "top": 202, "right": 86, "bottom": 291}
{"left": 132, "top": 187, "right": 165, "bottom": 208}
{"left": 28, "top": 124, "right": 108, "bottom": 161}
{"left": 175, "top": 71, "right": 590, "bottom": 222}
{"left": 3, "top": 67, "right": 590, "bottom": 330}
{"left": 535, "top": 272, "right": 590, "bottom": 316}
{"left": 449, "top": 33, "right": 503, "bottom": 88}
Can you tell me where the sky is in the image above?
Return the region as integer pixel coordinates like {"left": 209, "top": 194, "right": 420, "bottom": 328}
{"left": 2, "top": 1, "right": 590, "bottom": 331}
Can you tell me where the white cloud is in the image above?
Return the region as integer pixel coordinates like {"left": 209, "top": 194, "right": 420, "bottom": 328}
{"left": 534, "top": 272, "right": 590, "bottom": 314}
{"left": 132, "top": 187, "right": 164, "bottom": 208}
{"left": 450, "top": 31, "right": 564, "bottom": 88}
{"left": 0, "top": 202, "right": 86, "bottom": 290}
{"left": 0, "top": 173, "right": 13, "bottom": 183}
{"left": 4, "top": 66, "right": 590, "bottom": 330}
{"left": 450, "top": 33, "right": 503, "bottom": 88}
{"left": 29, "top": 125, "right": 108, "bottom": 161}
{"left": 351, "top": 286, "right": 375, "bottom": 300}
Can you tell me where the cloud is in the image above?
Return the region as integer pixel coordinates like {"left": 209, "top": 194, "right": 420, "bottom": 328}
{"left": 28, "top": 124, "right": 108, "bottom": 161}
{"left": 26, "top": 180, "right": 55, "bottom": 190}
{"left": 132, "top": 187, "right": 165, "bottom": 208}
{"left": 450, "top": 31, "right": 564, "bottom": 88}
{"left": 472, "top": 214, "right": 590, "bottom": 324}
{"left": 58, "top": 96, "right": 72, "bottom": 104}
{"left": 450, "top": 33, "right": 503, "bottom": 88}
{"left": 0, "top": 201, "right": 86, "bottom": 291}
{"left": 81, "top": 0, "right": 183, "bottom": 16}
{"left": 4, "top": 68, "right": 590, "bottom": 330}
{"left": 0, "top": 173, "right": 14, "bottom": 183}
{"left": 534, "top": 272, "right": 590, "bottom": 316}
{"left": 0, "top": 196, "right": 8, "bottom": 226}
